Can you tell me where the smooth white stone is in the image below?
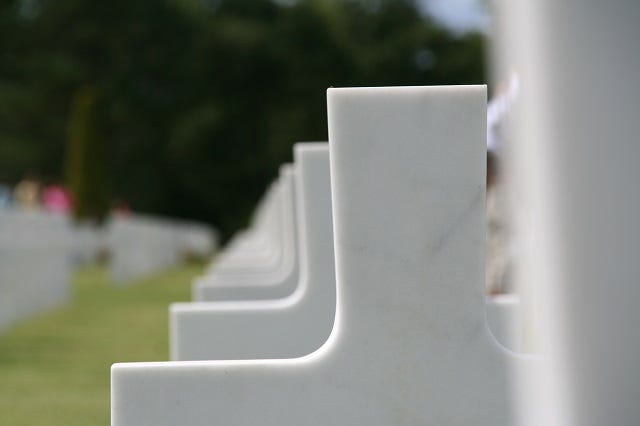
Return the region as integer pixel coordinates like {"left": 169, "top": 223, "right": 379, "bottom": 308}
{"left": 209, "top": 181, "right": 283, "bottom": 272}
{"left": 177, "top": 222, "right": 218, "bottom": 259}
{"left": 213, "top": 183, "right": 282, "bottom": 268}
{"left": 203, "top": 165, "right": 295, "bottom": 277}
{"left": 0, "top": 209, "right": 73, "bottom": 331}
{"left": 112, "top": 85, "right": 528, "bottom": 425}
{"left": 209, "top": 163, "right": 297, "bottom": 275}
{"left": 72, "top": 222, "right": 108, "bottom": 265}
{"left": 495, "top": 1, "right": 640, "bottom": 425}
{"left": 109, "top": 215, "right": 180, "bottom": 283}
{"left": 486, "top": 294, "right": 523, "bottom": 352}
{"left": 194, "top": 165, "right": 300, "bottom": 301}
{"left": 170, "top": 143, "right": 334, "bottom": 361}
{"left": 109, "top": 215, "right": 215, "bottom": 284}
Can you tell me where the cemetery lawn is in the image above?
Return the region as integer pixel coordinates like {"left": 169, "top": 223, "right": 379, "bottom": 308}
{"left": 0, "top": 262, "right": 203, "bottom": 426}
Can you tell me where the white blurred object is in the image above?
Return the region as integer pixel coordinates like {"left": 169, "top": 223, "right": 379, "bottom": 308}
{"left": 494, "top": 0, "right": 640, "bottom": 424}
{"left": 0, "top": 208, "right": 74, "bottom": 331}
{"left": 108, "top": 214, "right": 217, "bottom": 284}
{"left": 487, "top": 72, "right": 519, "bottom": 153}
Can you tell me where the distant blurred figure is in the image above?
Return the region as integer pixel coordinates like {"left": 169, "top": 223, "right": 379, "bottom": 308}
{"left": 487, "top": 73, "right": 519, "bottom": 153}
{"left": 486, "top": 73, "right": 519, "bottom": 295}
{"left": 42, "top": 182, "right": 73, "bottom": 214}
{"left": 0, "top": 183, "right": 12, "bottom": 208}
{"left": 13, "top": 174, "right": 41, "bottom": 208}
{"left": 111, "top": 198, "right": 131, "bottom": 217}
{"left": 486, "top": 151, "right": 511, "bottom": 294}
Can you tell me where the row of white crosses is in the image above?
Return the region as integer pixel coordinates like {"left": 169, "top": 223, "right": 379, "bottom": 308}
{"left": 108, "top": 215, "right": 217, "bottom": 284}
{"left": 112, "top": 85, "right": 528, "bottom": 425}
{"left": 107, "top": 215, "right": 218, "bottom": 284}
{"left": 171, "top": 145, "right": 335, "bottom": 361}
{"left": 109, "top": 215, "right": 180, "bottom": 283}
{"left": 111, "top": 2, "right": 640, "bottom": 419}
{"left": 193, "top": 164, "right": 299, "bottom": 301}
{"left": 0, "top": 209, "right": 217, "bottom": 331}
{"left": 0, "top": 209, "right": 74, "bottom": 331}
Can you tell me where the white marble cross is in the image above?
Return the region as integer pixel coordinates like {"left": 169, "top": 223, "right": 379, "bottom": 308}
{"left": 194, "top": 165, "right": 300, "bottom": 301}
{"left": 0, "top": 209, "right": 73, "bottom": 331}
{"left": 211, "top": 184, "right": 281, "bottom": 270}
{"left": 170, "top": 143, "right": 335, "bottom": 361}
{"left": 109, "top": 215, "right": 182, "bottom": 283}
{"left": 205, "top": 171, "right": 286, "bottom": 273}
{"left": 112, "top": 85, "right": 527, "bottom": 425}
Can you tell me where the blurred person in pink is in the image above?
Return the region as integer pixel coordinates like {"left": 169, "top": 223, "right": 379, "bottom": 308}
{"left": 42, "top": 182, "right": 73, "bottom": 214}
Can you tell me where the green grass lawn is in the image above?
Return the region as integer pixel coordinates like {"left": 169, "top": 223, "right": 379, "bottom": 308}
{"left": 0, "top": 262, "right": 203, "bottom": 425}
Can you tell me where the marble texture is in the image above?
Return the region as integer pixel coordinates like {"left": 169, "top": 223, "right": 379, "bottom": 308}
{"left": 170, "top": 143, "right": 335, "bottom": 360}
{"left": 112, "top": 85, "right": 528, "bottom": 425}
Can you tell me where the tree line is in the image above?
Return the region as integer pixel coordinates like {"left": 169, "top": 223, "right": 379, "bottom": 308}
{"left": 0, "top": 0, "right": 486, "bottom": 239}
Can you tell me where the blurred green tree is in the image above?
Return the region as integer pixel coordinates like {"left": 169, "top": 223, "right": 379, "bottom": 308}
{"left": 0, "top": 0, "right": 487, "bottom": 240}
{"left": 65, "top": 86, "right": 109, "bottom": 222}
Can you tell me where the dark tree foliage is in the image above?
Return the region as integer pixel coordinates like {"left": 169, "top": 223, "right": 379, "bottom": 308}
{"left": 66, "top": 85, "right": 110, "bottom": 222}
{"left": 0, "top": 0, "right": 487, "bottom": 240}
